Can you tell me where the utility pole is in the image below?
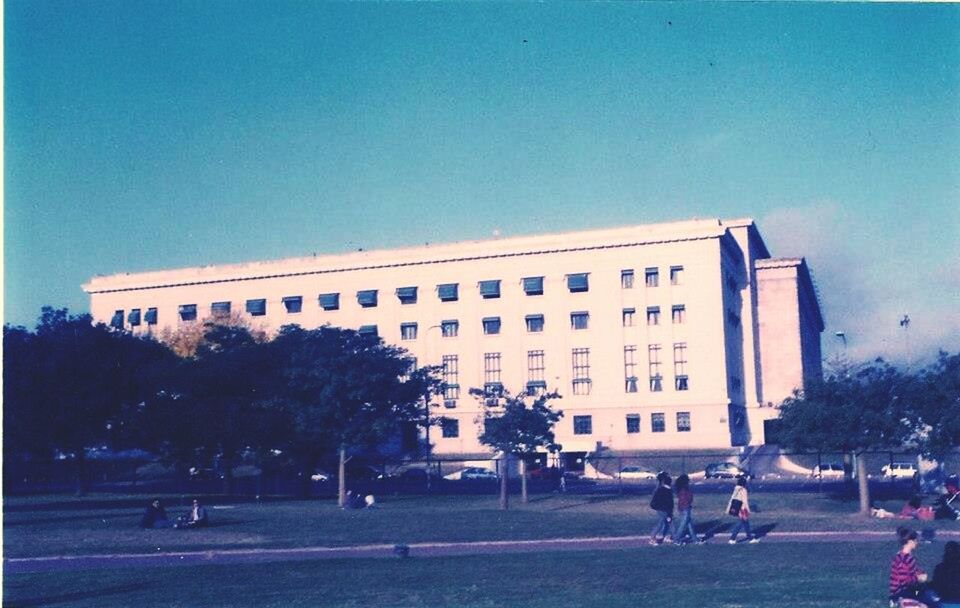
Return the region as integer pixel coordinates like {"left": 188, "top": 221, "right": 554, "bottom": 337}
{"left": 900, "top": 314, "right": 911, "bottom": 368}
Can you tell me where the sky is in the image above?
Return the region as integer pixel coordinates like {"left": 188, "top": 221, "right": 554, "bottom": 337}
{"left": 5, "top": 1, "right": 959, "bottom": 366}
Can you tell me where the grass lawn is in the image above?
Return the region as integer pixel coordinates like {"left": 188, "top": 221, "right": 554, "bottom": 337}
{"left": 3, "top": 541, "right": 944, "bottom": 607}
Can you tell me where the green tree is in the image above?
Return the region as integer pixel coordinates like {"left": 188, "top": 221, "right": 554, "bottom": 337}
{"left": 471, "top": 387, "right": 563, "bottom": 509}
{"left": 907, "top": 352, "right": 960, "bottom": 460}
{"left": 777, "top": 360, "right": 911, "bottom": 515}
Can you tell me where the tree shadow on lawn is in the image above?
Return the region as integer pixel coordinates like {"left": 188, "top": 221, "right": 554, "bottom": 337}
{"left": 4, "top": 512, "right": 135, "bottom": 527}
{"left": 4, "top": 581, "right": 156, "bottom": 607}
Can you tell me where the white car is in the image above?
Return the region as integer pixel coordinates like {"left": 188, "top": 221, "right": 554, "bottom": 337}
{"left": 444, "top": 467, "right": 499, "bottom": 481}
{"left": 618, "top": 466, "right": 658, "bottom": 480}
{"left": 811, "top": 463, "right": 845, "bottom": 478}
{"left": 881, "top": 463, "right": 917, "bottom": 479}
{"left": 310, "top": 471, "right": 332, "bottom": 482}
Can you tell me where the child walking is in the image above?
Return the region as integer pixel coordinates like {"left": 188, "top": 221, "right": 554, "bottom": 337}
{"left": 673, "top": 474, "right": 703, "bottom": 544}
{"left": 649, "top": 471, "right": 675, "bottom": 545}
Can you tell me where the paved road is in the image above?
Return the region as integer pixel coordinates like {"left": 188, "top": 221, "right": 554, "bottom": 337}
{"left": 7, "top": 530, "right": 960, "bottom": 574}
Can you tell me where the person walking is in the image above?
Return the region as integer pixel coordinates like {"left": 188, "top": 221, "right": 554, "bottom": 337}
{"left": 649, "top": 471, "right": 675, "bottom": 546}
{"left": 673, "top": 474, "right": 702, "bottom": 544}
{"left": 933, "top": 541, "right": 960, "bottom": 608}
{"left": 727, "top": 476, "right": 759, "bottom": 544}
{"left": 890, "top": 527, "right": 941, "bottom": 607}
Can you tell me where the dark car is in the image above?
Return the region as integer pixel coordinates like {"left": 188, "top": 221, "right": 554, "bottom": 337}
{"left": 705, "top": 462, "right": 752, "bottom": 479}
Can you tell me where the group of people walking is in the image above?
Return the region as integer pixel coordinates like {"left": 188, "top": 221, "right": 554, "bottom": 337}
{"left": 648, "top": 471, "right": 758, "bottom": 546}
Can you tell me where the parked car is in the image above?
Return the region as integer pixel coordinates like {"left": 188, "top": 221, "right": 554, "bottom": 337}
{"left": 705, "top": 462, "right": 752, "bottom": 479}
{"left": 310, "top": 471, "right": 332, "bottom": 482}
{"left": 811, "top": 463, "right": 846, "bottom": 478}
{"left": 618, "top": 466, "right": 658, "bottom": 480}
{"left": 528, "top": 466, "right": 562, "bottom": 481}
{"left": 881, "top": 462, "right": 918, "bottom": 479}
{"left": 444, "top": 467, "right": 498, "bottom": 481}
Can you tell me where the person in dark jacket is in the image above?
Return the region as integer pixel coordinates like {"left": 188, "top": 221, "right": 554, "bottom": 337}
{"left": 649, "top": 472, "right": 674, "bottom": 545}
{"left": 933, "top": 541, "right": 960, "bottom": 607}
{"left": 139, "top": 498, "right": 171, "bottom": 529}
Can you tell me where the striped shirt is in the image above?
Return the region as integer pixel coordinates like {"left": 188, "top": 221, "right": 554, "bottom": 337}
{"left": 889, "top": 552, "right": 922, "bottom": 597}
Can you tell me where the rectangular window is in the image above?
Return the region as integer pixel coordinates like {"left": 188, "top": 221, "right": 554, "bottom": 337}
{"left": 645, "top": 267, "right": 659, "bottom": 288}
{"left": 670, "top": 266, "right": 684, "bottom": 285}
{"left": 649, "top": 344, "right": 663, "bottom": 392}
{"left": 525, "top": 314, "right": 545, "bottom": 333}
{"left": 674, "top": 342, "right": 689, "bottom": 391}
{"left": 479, "top": 280, "right": 501, "bottom": 299}
{"left": 357, "top": 290, "right": 378, "bottom": 308}
{"left": 484, "top": 352, "right": 503, "bottom": 404}
{"left": 567, "top": 273, "right": 589, "bottom": 293}
{"left": 400, "top": 322, "right": 418, "bottom": 340}
{"left": 651, "top": 413, "right": 666, "bottom": 433}
{"left": 482, "top": 317, "right": 501, "bottom": 335}
{"left": 358, "top": 325, "right": 378, "bottom": 337}
{"left": 441, "top": 418, "right": 460, "bottom": 438}
{"left": 573, "top": 415, "right": 593, "bottom": 435}
{"left": 621, "top": 269, "right": 634, "bottom": 289}
{"left": 145, "top": 308, "right": 158, "bottom": 325}
{"left": 179, "top": 304, "right": 197, "bottom": 322}
{"left": 437, "top": 283, "right": 459, "bottom": 302}
{"left": 111, "top": 310, "right": 124, "bottom": 329}
{"left": 442, "top": 355, "right": 460, "bottom": 403}
{"left": 441, "top": 319, "right": 459, "bottom": 337}
{"left": 246, "top": 299, "right": 267, "bottom": 316}
{"left": 677, "top": 412, "right": 691, "bottom": 432}
{"left": 622, "top": 307, "right": 635, "bottom": 327}
{"left": 282, "top": 296, "right": 303, "bottom": 314}
{"left": 672, "top": 305, "right": 686, "bottom": 324}
{"left": 127, "top": 309, "right": 141, "bottom": 327}
{"left": 570, "top": 311, "right": 589, "bottom": 330}
{"left": 527, "top": 350, "right": 546, "bottom": 396}
{"left": 396, "top": 287, "right": 418, "bottom": 304}
{"left": 624, "top": 345, "right": 638, "bottom": 393}
{"left": 523, "top": 276, "right": 544, "bottom": 296}
{"left": 211, "top": 301, "right": 232, "bottom": 317}
{"left": 319, "top": 293, "right": 340, "bottom": 311}
{"left": 646, "top": 306, "right": 660, "bottom": 326}
{"left": 626, "top": 414, "right": 641, "bottom": 434}
{"left": 572, "top": 347, "right": 591, "bottom": 395}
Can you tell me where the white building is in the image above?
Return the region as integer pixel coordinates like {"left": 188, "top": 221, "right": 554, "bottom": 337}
{"left": 84, "top": 217, "right": 823, "bottom": 460}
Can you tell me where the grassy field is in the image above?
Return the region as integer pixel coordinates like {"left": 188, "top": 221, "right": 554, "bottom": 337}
{"left": 3, "top": 541, "right": 946, "bottom": 608}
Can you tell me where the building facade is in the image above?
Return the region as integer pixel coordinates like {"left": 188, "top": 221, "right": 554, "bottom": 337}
{"left": 84, "top": 218, "right": 823, "bottom": 456}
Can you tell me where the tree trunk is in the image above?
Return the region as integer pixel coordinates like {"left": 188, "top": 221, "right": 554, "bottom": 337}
{"left": 74, "top": 450, "right": 89, "bottom": 496}
{"left": 520, "top": 458, "right": 528, "bottom": 504}
{"left": 338, "top": 445, "right": 347, "bottom": 508}
{"left": 499, "top": 455, "right": 509, "bottom": 510}
{"left": 857, "top": 452, "right": 871, "bottom": 516}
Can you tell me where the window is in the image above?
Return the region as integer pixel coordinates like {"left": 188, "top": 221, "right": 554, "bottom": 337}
{"left": 145, "top": 308, "right": 158, "bottom": 325}
{"left": 622, "top": 307, "right": 636, "bottom": 327}
{"left": 441, "top": 418, "right": 460, "bottom": 438}
{"left": 127, "top": 309, "right": 141, "bottom": 327}
{"left": 523, "top": 276, "right": 544, "bottom": 296}
{"left": 646, "top": 306, "right": 660, "bottom": 326}
{"left": 672, "top": 305, "right": 686, "bottom": 324}
{"left": 484, "top": 352, "right": 503, "bottom": 403}
{"left": 573, "top": 415, "right": 593, "bottom": 435}
{"left": 570, "top": 311, "right": 589, "bottom": 330}
{"left": 482, "top": 317, "right": 501, "bottom": 335}
{"left": 479, "top": 280, "right": 501, "bottom": 299}
{"left": 670, "top": 266, "right": 684, "bottom": 285}
{"left": 358, "top": 325, "right": 378, "bottom": 337}
{"left": 624, "top": 345, "right": 638, "bottom": 393}
{"left": 357, "top": 290, "right": 378, "bottom": 308}
{"left": 396, "top": 287, "right": 418, "bottom": 305}
{"left": 651, "top": 413, "right": 666, "bottom": 433}
{"left": 246, "top": 299, "right": 266, "bottom": 316}
{"left": 523, "top": 314, "right": 543, "bottom": 333}
{"left": 626, "top": 414, "right": 641, "bottom": 434}
{"left": 677, "top": 412, "right": 691, "bottom": 432}
{"left": 282, "top": 296, "right": 303, "bottom": 314}
{"left": 621, "top": 269, "right": 634, "bottom": 289}
{"left": 649, "top": 344, "right": 663, "bottom": 392}
{"left": 674, "top": 342, "right": 688, "bottom": 391}
{"left": 111, "top": 310, "right": 124, "bottom": 329}
{"left": 211, "top": 301, "right": 232, "bottom": 317}
{"left": 572, "top": 348, "right": 591, "bottom": 395}
{"left": 442, "top": 355, "right": 460, "bottom": 404}
{"left": 319, "top": 293, "right": 340, "bottom": 311}
{"left": 527, "top": 350, "right": 545, "bottom": 395}
{"left": 437, "top": 283, "right": 459, "bottom": 302}
{"left": 441, "top": 319, "right": 459, "bottom": 337}
{"left": 179, "top": 304, "right": 197, "bottom": 322}
{"left": 567, "top": 273, "right": 589, "bottom": 293}
{"left": 645, "top": 267, "right": 659, "bottom": 288}
{"left": 400, "top": 322, "right": 418, "bottom": 340}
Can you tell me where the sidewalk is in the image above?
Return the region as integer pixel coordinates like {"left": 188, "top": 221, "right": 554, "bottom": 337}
{"left": 7, "top": 530, "right": 960, "bottom": 574}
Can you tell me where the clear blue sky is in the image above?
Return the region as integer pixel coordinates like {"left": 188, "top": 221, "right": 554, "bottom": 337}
{"left": 5, "top": 1, "right": 959, "bottom": 363}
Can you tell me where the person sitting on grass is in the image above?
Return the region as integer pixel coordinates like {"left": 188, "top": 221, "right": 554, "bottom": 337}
{"left": 900, "top": 496, "right": 924, "bottom": 520}
{"left": 933, "top": 541, "right": 960, "bottom": 608}
{"left": 139, "top": 498, "right": 172, "bottom": 529}
{"left": 176, "top": 499, "right": 209, "bottom": 529}
{"left": 727, "top": 476, "right": 759, "bottom": 544}
{"left": 889, "top": 527, "right": 941, "bottom": 607}
{"left": 648, "top": 471, "right": 674, "bottom": 546}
